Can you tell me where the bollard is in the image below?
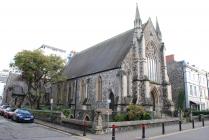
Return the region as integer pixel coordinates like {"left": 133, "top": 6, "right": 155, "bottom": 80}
{"left": 202, "top": 117, "right": 205, "bottom": 127}
{"left": 142, "top": 124, "right": 146, "bottom": 139}
{"left": 162, "top": 123, "right": 165, "bottom": 135}
{"left": 192, "top": 120, "right": 195, "bottom": 129}
{"left": 112, "top": 124, "right": 117, "bottom": 140}
{"left": 83, "top": 121, "right": 87, "bottom": 136}
{"left": 179, "top": 120, "right": 182, "bottom": 131}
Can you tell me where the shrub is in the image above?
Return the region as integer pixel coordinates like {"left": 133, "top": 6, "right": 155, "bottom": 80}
{"left": 127, "top": 104, "right": 145, "bottom": 121}
{"left": 113, "top": 113, "right": 128, "bottom": 122}
{"left": 192, "top": 111, "right": 209, "bottom": 116}
{"left": 142, "top": 112, "right": 151, "bottom": 120}
{"left": 62, "top": 109, "right": 71, "bottom": 118}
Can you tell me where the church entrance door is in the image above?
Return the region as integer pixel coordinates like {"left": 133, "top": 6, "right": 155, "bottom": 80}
{"left": 109, "top": 91, "right": 114, "bottom": 111}
{"left": 150, "top": 87, "right": 158, "bottom": 111}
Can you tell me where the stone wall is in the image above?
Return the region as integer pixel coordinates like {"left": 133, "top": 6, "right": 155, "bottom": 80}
{"left": 51, "top": 69, "right": 122, "bottom": 120}
{"left": 167, "top": 61, "right": 185, "bottom": 109}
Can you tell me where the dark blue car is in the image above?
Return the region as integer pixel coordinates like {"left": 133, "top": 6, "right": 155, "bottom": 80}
{"left": 12, "top": 109, "right": 34, "bottom": 123}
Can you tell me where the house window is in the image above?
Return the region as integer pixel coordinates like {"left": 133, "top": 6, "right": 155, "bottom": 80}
{"left": 190, "top": 85, "right": 193, "bottom": 96}
{"left": 200, "top": 88, "right": 202, "bottom": 97}
{"left": 96, "top": 76, "right": 102, "bottom": 101}
{"left": 188, "top": 71, "right": 191, "bottom": 80}
{"left": 193, "top": 74, "right": 195, "bottom": 81}
{"left": 194, "top": 86, "right": 197, "bottom": 96}
{"left": 203, "top": 89, "right": 206, "bottom": 98}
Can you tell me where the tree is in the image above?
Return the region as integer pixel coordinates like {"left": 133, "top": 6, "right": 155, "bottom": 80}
{"left": 10, "top": 50, "right": 66, "bottom": 109}
{"left": 177, "top": 89, "right": 185, "bottom": 120}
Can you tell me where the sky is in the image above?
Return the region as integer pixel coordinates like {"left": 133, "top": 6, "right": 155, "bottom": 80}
{"left": 0, "top": 0, "right": 209, "bottom": 71}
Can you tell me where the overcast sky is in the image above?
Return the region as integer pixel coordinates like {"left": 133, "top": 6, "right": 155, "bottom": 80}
{"left": 0, "top": 0, "right": 209, "bottom": 71}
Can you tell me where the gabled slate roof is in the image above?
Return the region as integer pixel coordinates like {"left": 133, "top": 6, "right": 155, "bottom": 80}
{"left": 63, "top": 29, "right": 134, "bottom": 79}
{"left": 64, "top": 23, "right": 147, "bottom": 79}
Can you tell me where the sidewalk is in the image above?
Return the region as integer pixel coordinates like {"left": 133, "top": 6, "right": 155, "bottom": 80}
{"left": 34, "top": 119, "right": 84, "bottom": 136}
{"left": 34, "top": 119, "right": 209, "bottom": 140}
{"left": 87, "top": 120, "right": 209, "bottom": 140}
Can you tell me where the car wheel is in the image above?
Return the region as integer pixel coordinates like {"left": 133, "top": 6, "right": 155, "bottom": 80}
{"left": 12, "top": 116, "right": 16, "bottom": 121}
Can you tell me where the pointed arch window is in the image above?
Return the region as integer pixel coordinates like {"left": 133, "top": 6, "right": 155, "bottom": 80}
{"left": 122, "top": 74, "right": 128, "bottom": 97}
{"left": 127, "top": 71, "right": 130, "bottom": 96}
{"left": 57, "top": 84, "right": 61, "bottom": 104}
{"left": 96, "top": 76, "right": 102, "bottom": 101}
{"left": 80, "top": 80, "right": 85, "bottom": 101}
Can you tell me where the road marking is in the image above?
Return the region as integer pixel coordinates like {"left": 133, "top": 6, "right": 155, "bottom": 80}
{"left": 148, "top": 125, "right": 209, "bottom": 140}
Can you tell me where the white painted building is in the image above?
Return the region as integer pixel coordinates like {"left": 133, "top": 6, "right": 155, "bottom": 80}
{"left": 184, "top": 64, "right": 209, "bottom": 110}
{"left": 167, "top": 55, "right": 209, "bottom": 111}
{"left": 38, "top": 44, "right": 68, "bottom": 61}
{"left": 0, "top": 69, "right": 10, "bottom": 101}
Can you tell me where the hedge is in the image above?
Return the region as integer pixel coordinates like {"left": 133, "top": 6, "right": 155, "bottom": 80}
{"left": 192, "top": 111, "right": 209, "bottom": 116}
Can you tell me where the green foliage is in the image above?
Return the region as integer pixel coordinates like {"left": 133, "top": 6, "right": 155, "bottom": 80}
{"left": 11, "top": 50, "right": 66, "bottom": 83}
{"left": 62, "top": 109, "right": 71, "bottom": 118}
{"left": 142, "top": 112, "right": 151, "bottom": 120}
{"left": 127, "top": 104, "right": 145, "bottom": 121}
{"left": 113, "top": 105, "right": 151, "bottom": 122}
{"left": 183, "top": 109, "right": 191, "bottom": 118}
{"left": 10, "top": 50, "right": 66, "bottom": 109}
{"left": 113, "top": 113, "right": 128, "bottom": 122}
{"left": 192, "top": 111, "right": 209, "bottom": 116}
{"left": 177, "top": 89, "right": 185, "bottom": 111}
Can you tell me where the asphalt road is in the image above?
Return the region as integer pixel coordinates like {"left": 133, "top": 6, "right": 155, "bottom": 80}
{"left": 0, "top": 116, "right": 89, "bottom": 140}
{"left": 1, "top": 115, "right": 209, "bottom": 140}
{"left": 150, "top": 126, "right": 209, "bottom": 140}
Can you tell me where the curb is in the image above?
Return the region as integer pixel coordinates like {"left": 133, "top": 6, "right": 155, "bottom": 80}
{"left": 34, "top": 120, "right": 82, "bottom": 136}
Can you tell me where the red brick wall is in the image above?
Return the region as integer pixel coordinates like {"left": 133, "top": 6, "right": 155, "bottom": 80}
{"left": 166, "top": 54, "right": 175, "bottom": 64}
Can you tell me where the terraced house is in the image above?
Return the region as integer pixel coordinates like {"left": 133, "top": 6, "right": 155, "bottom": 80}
{"left": 51, "top": 5, "right": 174, "bottom": 120}
{"left": 166, "top": 55, "right": 209, "bottom": 111}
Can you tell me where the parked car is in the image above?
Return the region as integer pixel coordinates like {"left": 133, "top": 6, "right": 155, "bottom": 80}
{"left": 12, "top": 109, "right": 34, "bottom": 123}
{"left": 0, "top": 105, "right": 10, "bottom": 116}
{"left": 3, "top": 107, "right": 16, "bottom": 119}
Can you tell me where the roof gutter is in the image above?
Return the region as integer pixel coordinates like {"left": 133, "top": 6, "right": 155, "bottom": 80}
{"left": 67, "top": 67, "right": 121, "bottom": 81}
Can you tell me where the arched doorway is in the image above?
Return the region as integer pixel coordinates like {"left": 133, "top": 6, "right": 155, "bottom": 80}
{"left": 109, "top": 90, "right": 115, "bottom": 111}
{"left": 150, "top": 87, "right": 158, "bottom": 111}
{"left": 84, "top": 115, "right": 90, "bottom": 121}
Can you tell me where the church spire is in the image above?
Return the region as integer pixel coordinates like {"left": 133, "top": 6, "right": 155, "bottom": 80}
{"left": 134, "top": 3, "right": 142, "bottom": 29}
{"left": 156, "top": 17, "right": 162, "bottom": 41}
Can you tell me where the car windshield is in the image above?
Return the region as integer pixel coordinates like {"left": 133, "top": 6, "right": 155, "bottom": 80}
{"left": 11, "top": 108, "right": 16, "bottom": 111}
{"left": 6, "top": 108, "right": 11, "bottom": 111}
{"left": 17, "top": 110, "right": 31, "bottom": 114}
{"left": 3, "top": 106, "right": 10, "bottom": 109}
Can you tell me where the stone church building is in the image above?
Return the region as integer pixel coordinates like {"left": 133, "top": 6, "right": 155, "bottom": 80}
{"left": 51, "top": 5, "right": 174, "bottom": 120}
